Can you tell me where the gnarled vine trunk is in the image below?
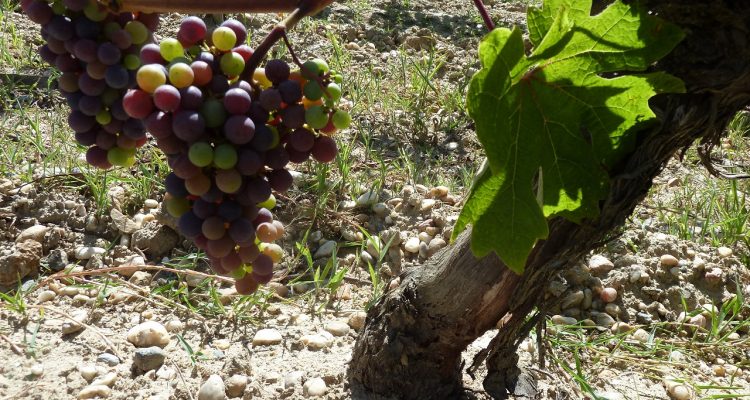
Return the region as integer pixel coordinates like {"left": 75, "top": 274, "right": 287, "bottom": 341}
{"left": 348, "top": 1, "right": 750, "bottom": 398}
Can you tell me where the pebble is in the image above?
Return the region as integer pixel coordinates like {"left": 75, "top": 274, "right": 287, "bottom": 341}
{"left": 16, "top": 225, "right": 50, "bottom": 244}
{"left": 300, "top": 333, "right": 332, "bottom": 350}
{"left": 214, "top": 339, "right": 231, "bottom": 350}
{"left": 430, "top": 186, "right": 449, "bottom": 198}
{"left": 717, "top": 246, "right": 733, "bottom": 258}
{"left": 62, "top": 310, "right": 87, "bottom": 335}
{"left": 669, "top": 350, "right": 685, "bottom": 362}
{"left": 156, "top": 366, "right": 176, "bottom": 380}
{"left": 163, "top": 319, "right": 184, "bottom": 333}
{"left": 37, "top": 290, "right": 56, "bottom": 304}
{"left": 253, "top": 328, "right": 282, "bottom": 346}
{"left": 632, "top": 328, "right": 650, "bottom": 343}
{"left": 128, "top": 271, "right": 152, "bottom": 286}
{"left": 78, "top": 385, "right": 111, "bottom": 399}
{"left": 133, "top": 346, "right": 166, "bottom": 372}
{"left": 74, "top": 246, "right": 106, "bottom": 260}
{"left": 197, "top": 374, "right": 226, "bottom": 400}
{"left": 144, "top": 199, "right": 159, "bottom": 209}
{"left": 404, "top": 237, "right": 420, "bottom": 253}
{"left": 341, "top": 229, "right": 362, "bottom": 242}
{"left": 600, "top": 288, "right": 618, "bottom": 303}
{"left": 303, "top": 377, "right": 327, "bottom": 397}
{"left": 324, "top": 321, "right": 350, "bottom": 336}
{"left": 668, "top": 384, "right": 691, "bottom": 400}
{"left": 29, "top": 363, "right": 44, "bottom": 376}
{"left": 610, "top": 322, "right": 632, "bottom": 334}
{"left": 594, "top": 312, "right": 615, "bottom": 328}
{"left": 366, "top": 236, "right": 382, "bottom": 257}
{"left": 359, "top": 251, "right": 374, "bottom": 266}
{"left": 348, "top": 312, "right": 367, "bottom": 331}
{"left": 284, "top": 371, "right": 305, "bottom": 389}
{"left": 91, "top": 372, "right": 117, "bottom": 387}
{"left": 313, "top": 240, "right": 336, "bottom": 259}
{"left": 97, "top": 353, "right": 120, "bottom": 366}
{"left": 338, "top": 200, "right": 356, "bottom": 210}
{"left": 126, "top": 321, "right": 170, "bottom": 348}
{"left": 372, "top": 202, "right": 389, "bottom": 216}
{"left": 588, "top": 255, "right": 614, "bottom": 275}
{"left": 356, "top": 190, "right": 378, "bottom": 206}
{"left": 225, "top": 375, "right": 248, "bottom": 398}
{"left": 660, "top": 254, "right": 679, "bottom": 268}
{"left": 713, "top": 364, "right": 725, "bottom": 377}
{"left": 427, "top": 238, "right": 446, "bottom": 257}
{"left": 561, "top": 291, "right": 585, "bottom": 309}
{"left": 79, "top": 365, "right": 98, "bottom": 382}
{"left": 419, "top": 199, "right": 436, "bottom": 213}
{"left": 551, "top": 315, "right": 577, "bottom": 325}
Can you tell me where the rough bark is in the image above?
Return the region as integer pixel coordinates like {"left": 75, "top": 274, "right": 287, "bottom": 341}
{"left": 349, "top": 1, "right": 750, "bottom": 399}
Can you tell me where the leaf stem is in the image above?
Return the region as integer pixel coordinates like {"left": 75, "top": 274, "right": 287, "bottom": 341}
{"left": 472, "top": 0, "right": 495, "bottom": 32}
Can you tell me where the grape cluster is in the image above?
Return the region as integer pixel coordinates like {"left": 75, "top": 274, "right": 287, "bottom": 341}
{"left": 124, "top": 17, "right": 350, "bottom": 294}
{"left": 22, "top": 0, "right": 159, "bottom": 169}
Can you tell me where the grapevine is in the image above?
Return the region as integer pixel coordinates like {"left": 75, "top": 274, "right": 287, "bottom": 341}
{"left": 21, "top": 0, "right": 349, "bottom": 294}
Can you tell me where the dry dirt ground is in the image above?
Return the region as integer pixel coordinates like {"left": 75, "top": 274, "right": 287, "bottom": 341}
{"left": 1, "top": 0, "right": 750, "bottom": 399}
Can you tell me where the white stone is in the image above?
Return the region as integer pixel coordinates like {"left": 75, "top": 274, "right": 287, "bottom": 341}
{"left": 588, "top": 255, "right": 614, "bottom": 274}
{"left": 284, "top": 371, "right": 305, "bottom": 389}
{"left": 717, "top": 246, "right": 733, "bottom": 258}
{"left": 126, "top": 321, "right": 170, "bottom": 348}
{"left": 632, "top": 328, "right": 650, "bottom": 343}
{"left": 419, "top": 199, "right": 436, "bottom": 213}
{"left": 324, "top": 321, "right": 350, "bottom": 337}
{"left": 551, "top": 315, "right": 577, "bottom": 325}
{"left": 144, "top": 199, "right": 159, "bottom": 209}
{"left": 78, "top": 385, "right": 111, "bottom": 399}
{"left": 225, "top": 374, "right": 248, "bottom": 398}
{"left": 37, "top": 290, "right": 56, "bottom": 304}
{"left": 356, "top": 190, "right": 378, "bottom": 206}
{"left": 30, "top": 364, "right": 44, "bottom": 376}
{"left": 62, "top": 310, "right": 87, "bottom": 334}
{"left": 197, "top": 375, "right": 226, "bottom": 400}
{"left": 660, "top": 254, "right": 679, "bottom": 268}
{"left": 252, "top": 329, "right": 282, "bottom": 346}
{"left": 91, "top": 372, "right": 117, "bottom": 387}
{"left": 75, "top": 246, "right": 105, "bottom": 260}
{"left": 366, "top": 236, "right": 382, "bottom": 257}
{"left": 338, "top": 200, "right": 356, "bottom": 210}
{"left": 404, "top": 237, "right": 420, "bottom": 253}
{"left": 79, "top": 365, "right": 98, "bottom": 382}
{"left": 372, "top": 202, "right": 389, "bottom": 216}
{"left": 300, "top": 333, "right": 332, "bottom": 350}
{"left": 348, "top": 312, "right": 367, "bottom": 331}
{"left": 313, "top": 241, "right": 336, "bottom": 259}
{"left": 16, "top": 225, "right": 50, "bottom": 244}
{"left": 303, "top": 377, "right": 327, "bottom": 397}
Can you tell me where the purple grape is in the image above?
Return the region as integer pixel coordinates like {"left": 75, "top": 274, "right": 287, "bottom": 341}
{"left": 264, "top": 146, "right": 290, "bottom": 170}
{"left": 278, "top": 80, "right": 302, "bottom": 103}
{"left": 268, "top": 169, "right": 293, "bottom": 193}
{"left": 75, "top": 129, "right": 98, "bottom": 146}
{"left": 250, "top": 124, "right": 275, "bottom": 152}
{"left": 178, "top": 211, "right": 203, "bottom": 239}
{"left": 179, "top": 86, "right": 203, "bottom": 110}
{"left": 123, "top": 118, "right": 146, "bottom": 140}
{"left": 78, "top": 95, "right": 102, "bottom": 116}
{"left": 265, "top": 59, "right": 290, "bottom": 84}
{"left": 97, "top": 42, "right": 122, "bottom": 65}
{"left": 223, "top": 115, "right": 254, "bottom": 145}
{"left": 223, "top": 88, "right": 251, "bottom": 114}
{"left": 243, "top": 177, "right": 271, "bottom": 204}
{"left": 192, "top": 198, "right": 217, "bottom": 219}
{"left": 172, "top": 110, "right": 206, "bottom": 142}
{"left": 47, "top": 16, "right": 74, "bottom": 41}
{"left": 218, "top": 200, "right": 242, "bottom": 221}
{"left": 73, "top": 39, "right": 98, "bottom": 63}
{"left": 281, "top": 104, "right": 305, "bottom": 129}
{"left": 220, "top": 19, "right": 247, "bottom": 46}
{"left": 165, "top": 173, "right": 189, "bottom": 198}
{"left": 144, "top": 111, "right": 173, "bottom": 138}
{"left": 68, "top": 110, "right": 96, "bottom": 133}
{"left": 228, "top": 218, "right": 255, "bottom": 243}
{"left": 140, "top": 43, "right": 164, "bottom": 64}
{"left": 236, "top": 149, "right": 263, "bottom": 176}
{"left": 104, "top": 65, "right": 129, "bottom": 89}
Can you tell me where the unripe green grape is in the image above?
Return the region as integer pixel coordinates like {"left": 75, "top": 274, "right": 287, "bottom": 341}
{"left": 201, "top": 98, "right": 226, "bottom": 128}
{"left": 301, "top": 60, "right": 320, "bottom": 80}
{"left": 230, "top": 267, "right": 246, "bottom": 279}
{"left": 325, "top": 82, "right": 342, "bottom": 102}
{"left": 123, "top": 54, "right": 141, "bottom": 70}
{"left": 261, "top": 243, "right": 283, "bottom": 263}
{"left": 305, "top": 105, "right": 328, "bottom": 130}
{"left": 268, "top": 125, "right": 280, "bottom": 148}
{"left": 213, "top": 144, "right": 238, "bottom": 169}
{"left": 303, "top": 81, "right": 323, "bottom": 101}
{"left": 331, "top": 73, "right": 343, "bottom": 84}
{"left": 212, "top": 27, "right": 236, "bottom": 52}
{"left": 50, "top": 1, "right": 65, "bottom": 14}
{"left": 257, "top": 194, "right": 276, "bottom": 210}
{"left": 188, "top": 142, "right": 214, "bottom": 167}
{"left": 165, "top": 194, "right": 190, "bottom": 217}
{"left": 125, "top": 21, "right": 148, "bottom": 44}
{"left": 331, "top": 109, "right": 351, "bottom": 130}
{"left": 136, "top": 64, "right": 166, "bottom": 93}
{"left": 220, "top": 52, "right": 245, "bottom": 77}
{"left": 96, "top": 110, "right": 112, "bottom": 125}
{"left": 103, "top": 22, "right": 120, "bottom": 38}
{"left": 83, "top": 2, "right": 107, "bottom": 21}
{"left": 107, "top": 147, "right": 136, "bottom": 167}
{"left": 160, "top": 38, "right": 184, "bottom": 62}
{"left": 169, "top": 62, "right": 194, "bottom": 88}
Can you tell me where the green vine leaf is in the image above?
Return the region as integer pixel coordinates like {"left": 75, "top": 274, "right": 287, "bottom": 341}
{"left": 455, "top": 0, "right": 685, "bottom": 273}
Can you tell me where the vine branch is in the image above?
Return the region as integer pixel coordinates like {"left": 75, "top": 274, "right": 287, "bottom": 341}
{"left": 472, "top": 0, "right": 495, "bottom": 32}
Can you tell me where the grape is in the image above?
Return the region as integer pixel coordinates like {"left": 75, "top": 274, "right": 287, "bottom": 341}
{"left": 104, "top": 64, "right": 129, "bottom": 88}
{"left": 140, "top": 43, "right": 164, "bottom": 64}
{"left": 156, "top": 134, "right": 184, "bottom": 155}
{"left": 117, "top": 134, "right": 137, "bottom": 149}
{"left": 164, "top": 193, "right": 190, "bottom": 217}
{"left": 136, "top": 64, "right": 166, "bottom": 93}
{"left": 325, "top": 82, "right": 342, "bottom": 102}
{"left": 243, "top": 178, "right": 272, "bottom": 204}
{"left": 73, "top": 39, "right": 98, "bottom": 63}
{"left": 288, "top": 128, "right": 315, "bottom": 152}
{"left": 123, "top": 89, "right": 154, "bottom": 119}
{"left": 85, "top": 146, "right": 112, "bottom": 169}
{"left": 215, "top": 169, "right": 242, "bottom": 193}
{"left": 210, "top": 258, "right": 229, "bottom": 275}
{"left": 109, "top": 28, "right": 133, "bottom": 49}
{"left": 125, "top": 20, "right": 149, "bottom": 44}
{"left": 75, "top": 129, "right": 97, "bottom": 146}
{"left": 145, "top": 111, "right": 172, "bottom": 138}
{"left": 201, "top": 183, "right": 224, "bottom": 203}
{"left": 213, "top": 144, "right": 238, "bottom": 169}
{"left": 206, "top": 235, "right": 234, "bottom": 258}
{"left": 83, "top": 2, "right": 107, "bottom": 21}
{"left": 236, "top": 149, "right": 263, "bottom": 176}
{"left": 303, "top": 81, "right": 323, "bottom": 101}
{"left": 97, "top": 42, "right": 121, "bottom": 65}
{"left": 107, "top": 147, "right": 136, "bottom": 167}
{"left": 179, "top": 86, "right": 204, "bottom": 109}
{"left": 160, "top": 38, "right": 184, "bottom": 61}
{"left": 238, "top": 243, "right": 259, "bottom": 263}
{"left": 265, "top": 59, "right": 290, "bottom": 84}
{"left": 200, "top": 98, "right": 226, "bottom": 128}
{"left": 268, "top": 169, "right": 293, "bottom": 193}
{"left": 301, "top": 59, "right": 328, "bottom": 79}
{"left": 278, "top": 80, "right": 302, "bottom": 103}
{"left": 235, "top": 274, "right": 258, "bottom": 295}
{"left": 58, "top": 73, "right": 79, "bottom": 92}
{"left": 209, "top": 75, "right": 229, "bottom": 95}
{"left": 178, "top": 211, "right": 203, "bottom": 239}
{"left": 221, "top": 252, "right": 242, "bottom": 272}
{"left": 223, "top": 88, "right": 252, "bottom": 115}
{"left": 251, "top": 253, "right": 273, "bottom": 276}
{"left": 48, "top": 16, "right": 74, "bottom": 41}
{"left": 25, "top": 1, "right": 53, "bottom": 24}
{"left": 312, "top": 136, "right": 337, "bottom": 163}
{"left": 220, "top": 52, "right": 244, "bottom": 77}
{"left": 188, "top": 142, "right": 213, "bottom": 167}
{"left": 86, "top": 61, "right": 108, "bottom": 80}
{"left": 264, "top": 147, "right": 289, "bottom": 170}
{"left": 123, "top": 118, "right": 146, "bottom": 140}
{"left": 192, "top": 198, "right": 216, "bottom": 219}
{"left": 190, "top": 61, "right": 212, "bottom": 86}
{"left": 223, "top": 115, "right": 255, "bottom": 145}
{"left": 153, "top": 84, "right": 181, "bottom": 112}
{"left": 249, "top": 102, "right": 269, "bottom": 124}
{"left": 216, "top": 200, "right": 241, "bottom": 220}
{"left": 39, "top": 45, "right": 57, "bottom": 64}
{"left": 257, "top": 194, "right": 276, "bottom": 210}
{"left": 78, "top": 74, "right": 106, "bottom": 96}
{"left": 259, "top": 88, "right": 282, "bottom": 111}
{"left": 123, "top": 54, "right": 141, "bottom": 70}
{"left": 178, "top": 16, "right": 207, "bottom": 46}
{"left": 281, "top": 104, "right": 305, "bottom": 129}
{"left": 185, "top": 173, "right": 212, "bottom": 196}
{"left": 68, "top": 111, "right": 96, "bottom": 133}
{"left": 212, "top": 27, "right": 236, "bottom": 52}
{"left": 55, "top": 54, "right": 80, "bottom": 73}
{"left": 305, "top": 105, "right": 329, "bottom": 130}
{"left": 332, "top": 109, "right": 351, "bottom": 129}
{"left": 250, "top": 124, "right": 276, "bottom": 152}
{"left": 254, "top": 208, "right": 273, "bottom": 225}
{"left": 165, "top": 173, "right": 189, "bottom": 197}
{"left": 286, "top": 146, "right": 311, "bottom": 164}
{"left": 253, "top": 270, "right": 273, "bottom": 284}
{"left": 172, "top": 110, "right": 206, "bottom": 142}
{"left": 171, "top": 154, "right": 201, "bottom": 179}
{"left": 220, "top": 19, "right": 247, "bottom": 46}
{"left": 168, "top": 62, "right": 194, "bottom": 88}
{"left": 232, "top": 45, "right": 253, "bottom": 62}
{"left": 96, "top": 131, "right": 117, "bottom": 149}
{"left": 79, "top": 95, "right": 102, "bottom": 116}
{"left": 95, "top": 110, "right": 112, "bottom": 125}
{"left": 202, "top": 216, "right": 226, "bottom": 240}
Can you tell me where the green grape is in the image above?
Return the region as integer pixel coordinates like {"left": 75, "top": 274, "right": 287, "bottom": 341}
{"left": 125, "top": 21, "right": 149, "bottom": 44}
{"left": 136, "top": 64, "right": 166, "bottom": 93}
{"left": 230, "top": 267, "right": 246, "bottom": 279}
{"left": 107, "top": 147, "right": 136, "bottom": 167}
{"left": 220, "top": 52, "right": 245, "bottom": 77}
{"left": 83, "top": 2, "right": 107, "bottom": 21}
{"left": 200, "top": 98, "right": 227, "bottom": 128}
{"left": 331, "top": 72, "right": 343, "bottom": 84}
{"left": 50, "top": 1, "right": 65, "bottom": 14}
{"left": 160, "top": 38, "right": 184, "bottom": 62}
{"left": 123, "top": 54, "right": 141, "bottom": 70}
{"left": 165, "top": 195, "right": 190, "bottom": 217}
{"left": 103, "top": 22, "right": 120, "bottom": 38}
{"left": 331, "top": 109, "right": 351, "bottom": 130}
{"left": 213, "top": 144, "right": 238, "bottom": 169}
{"left": 325, "top": 82, "right": 342, "bottom": 102}
{"left": 169, "top": 62, "right": 194, "bottom": 88}
{"left": 268, "top": 125, "right": 280, "bottom": 148}
{"left": 188, "top": 142, "right": 214, "bottom": 167}
{"left": 303, "top": 81, "right": 323, "bottom": 101}
{"left": 95, "top": 110, "right": 112, "bottom": 125}
{"left": 212, "top": 27, "right": 236, "bottom": 52}
{"left": 261, "top": 243, "right": 283, "bottom": 263}
{"left": 257, "top": 194, "right": 276, "bottom": 210}
{"left": 301, "top": 60, "right": 320, "bottom": 80}
{"left": 305, "top": 105, "right": 328, "bottom": 130}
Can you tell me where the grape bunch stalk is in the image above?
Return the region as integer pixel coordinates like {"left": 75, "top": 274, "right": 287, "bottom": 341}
{"left": 21, "top": 0, "right": 160, "bottom": 168}
{"left": 24, "top": 3, "right": 351, "bottom": 294}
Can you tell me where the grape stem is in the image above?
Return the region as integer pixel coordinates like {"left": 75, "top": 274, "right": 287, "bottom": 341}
{"left": 472, "top": 0, "right": 495, "bottom": 31}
